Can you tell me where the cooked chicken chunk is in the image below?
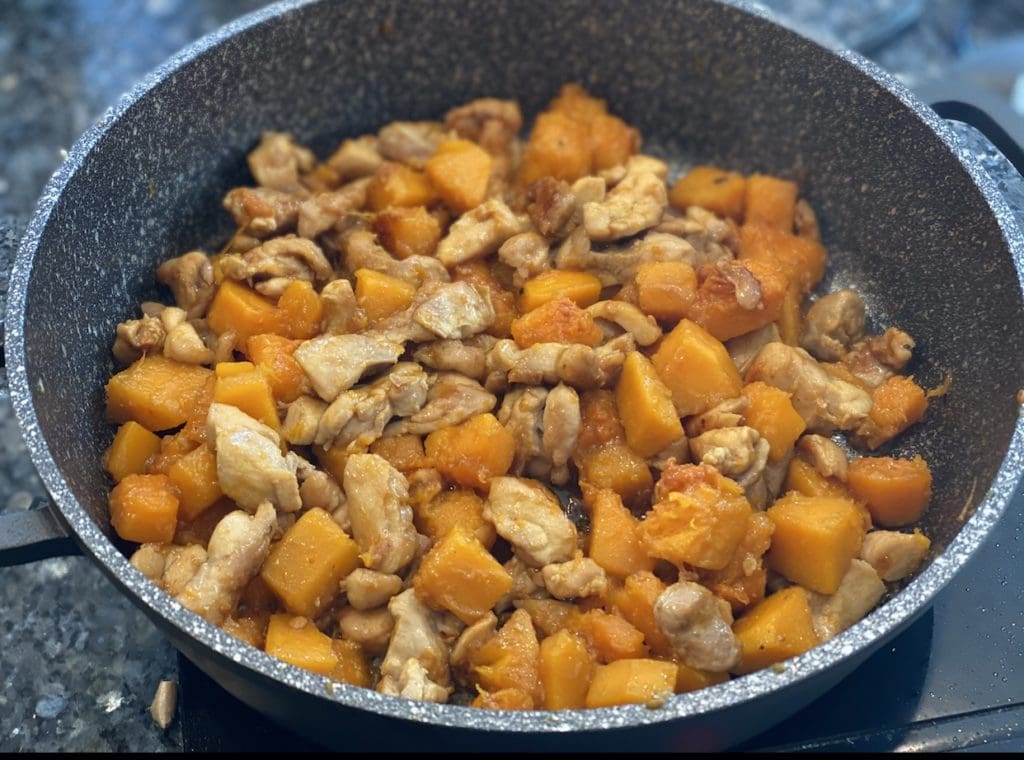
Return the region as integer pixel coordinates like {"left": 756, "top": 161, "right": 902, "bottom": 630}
{"left": 435, "top": 199, "right": 530, "bottom": 267}
{"left": 542, "top": 383, "right": 581, "bottom": 486}
{"left": 684, "top": 397, "right": 749, "bottom": 438}
{"left": 526, "top": 177, "right": 577, "bottom": 238}
{"left": 342, "top": 228, "right": 450, "bottom": 288}
{"left": 326, "top": 135, "right": 383, "bottom": 180}
{"left": 113, "top": 314, "right": 166, "bottom": 365}
{"left": 294, "top": 333, "right": 404, "bottom": 402}
{"left": 798, "top": 434, "right": 849, "bottom": 481}
{"left": 483, "top": 477, "right": 577, "bottom": 568}
{"left": 450, "top": 612, "right": 498, "bottom": 675}
{"left": 483, "top": 334, "right": 635, "bottom": 392}
{"left": 223, "top": 186, "right": 300, "bottom": 238}
{"left": 293, "top": 458, "right": 346, "bottom": 515}
{"left": 343, "top": 454, "right": 419, "bottom": 574}
{"left": 384, "top": 372, "right": 495, "bottom": 436}
{"left": 842, "top": 327, "right": 916, "bottom": 388}
{"left": 541, "top": 556, "right": 608, "bottom": 600}
{"left": 806, "top": 559, "right": 885, "bottom": 641}
{"left": 705, "top": 260, "right": 764, "bottom": 311}
{"left": 498, "top": 232, "right": 551, "bottom": 287}
{"left": 378, "top": 589, "right": 451, "bottom": 702}
{"left": 498, "top": 386, "right": 549, "bottom": 479}
{"left": 494, "top": 557, "right": 548, "bottom": 612}
{"left": 586, "top": 300, "right": 662, "bottom": 346}
{"left": 343, "top": 569, "right": 404, "bottom": 611}
{"left": 859, "top": 530, "right": 930, "bottom": 581}
{"left": 162, "top": 314, "right": 215, "bottom": 365}
{"left": 556, "top": 227, "right": 712, "bottom": 287}
{"left": 131, "top": 543, "right": 208, "bottom": 596}
{"left": 156, "top": 251, "right": 216, "bottom": 320}
{"left": 746, "top": 343, "right": 873, "bottom": 434}
{"left": 319, "top": 278, "right": 366, "bottom": 335}
{"left": 174, "top": 502, "right": 276, "bottom": 625}
{"left": 297, "top": 177, "right": 371, "bottom": 239}
{"left": 412, "top": 336, "right": 496, "bottom": 381}
{"left": 282, "top": 396, "right": 329, "bottom": 446}
{"left": 247, "top": 131, "right": 315, "bottom": 194}
{"left": 377, "top": 121, "right": 447, "bottom": 168}
{"left": 726, "top": 323, "right": 781, "bottom": 375}
{"left": 373, "top": 281, "right": 495, "bottom": 344}
{"left": 444, "top": 98, "right": 522, "bottom": 157}
{"left": 800, "top": 290, "right": 865, "bottom": 362}
{"left": 689, "top": 426, "right": 770, "bottom": 488}
{"left": 220, "top": 234, "right": 333, "bottom": 297}
{"left": 207, "top": 402, "right": 280, "bottom": 444}
{"left": 583, "top": 171, "right": 667, "bottom": 242}
{"left": 338, "top": 605, "right": 394, "bottom": 656}
{"left": 655, "top": 205, "right": 739, "bottom": 260}
{"left": 655, "top": 581, "right": 741, "bottom": 672}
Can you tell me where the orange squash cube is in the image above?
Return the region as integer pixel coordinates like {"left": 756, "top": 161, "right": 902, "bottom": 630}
{"left": 687, "top": 258, "right": 788, "bottom": 342}
{"left": 109, "top": 472, "right": 180, "bottom": 543}
{"left": 425, "top": 139, "right": 493, "bottom": 213}
{"left": 586, "top": 487, "right": 654, "bottom": 578}
{"left": 166, "top": 443, "right": 223, "bottom": 521}
{"left": 739, "top": 224, "right": 826, "bottom": 294}
{"left": 519, "top": 270, "right": 604, "bottom": 312}
{"left": 425, "top": 413, "right": 515, "bottom": 491}
{"left": 413, "top": 488, "right": 495, "bottom": 549}
{"left": 245, "top": 334, "right": 306, "bottom": 404}
{"left": 517, "top": 111, "right": 592, "bottom": 187}
{"left": 572, "top": 609, "right": 648, "bottom": 663}
{"left": 332, "top": 639, "right": 372, "bottom": 688}
{"left": 471, "top": 608, "right": 542, "bottom": 707}
{"left": 616, "top": 351, "right": 684, "bottom": 458}
{"left": 578, "top": 443, "right": 654, "bottom": 508}
{"left": 366, "top": 161, "right": 437, "bottom": 211}
{"left": 674, "top": 662, "right": 730, "bottom": 693}
{"left": 510, "top": 296, "right": 604, "bottom": 348}
{"left": 784, "top": 456, "right": 854, "bottom": 499}
{"left": 651, "top": 319, "right": 742, "bottom": 417}
{"left": 742, "top": 381, "right": 806, "bottom": 462}
{"left": 207, "top": 280, "right": 284, "bottom": 342}
{"left": 635, "top": 261, "right": 699, "bottom": 323}
{"left": 106, "top": 355, "right": 214, "bottom": 432}
{"left": 669, "top": 165, "right": 747, "bottom": 221}
{"left": 853, "top": 375, "right": 928, "bottom": 450}
{"left": 369, "top": 434, "right": 428, "bottom": 473}
{"left": 104, "top": 421, "right": 161, "bottom": 482}
{"left": 354, "top": 268, "right": 417, "bottom": 323}
{"left": 264, "top": 614, "right": 339, "bottom": 677}
{"left": 539, "top": 630, "right": 595, "bottom": 710}
{"left": 744, "top": 173, "right": 798, "bottom": 231}
{"left": 607, "top": 571, "right": 674, "bottom": 658}
{"left": 847, "top": 455, "right": 932, "bottom": 527}
{"left": 585, "top": 659, "right": 678, "bottom": 708}
{"left": 277, "top": 280, "right": 323, "bottom": 340}
{"left": 588, "top": 113, "right": 640, "bottom": 170}
{"left": 214, "top": 367, "right": 279, "bottom": 431}
{"left": 373, "top": 205, "right": 442, "bottom": 259}
{"left": 732, "top": 586, "right": 819, "bottom": 675}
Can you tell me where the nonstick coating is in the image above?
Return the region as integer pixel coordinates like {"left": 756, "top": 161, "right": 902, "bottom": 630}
{"left": 7, "top": 0, "right": 1024, "bottom": 751}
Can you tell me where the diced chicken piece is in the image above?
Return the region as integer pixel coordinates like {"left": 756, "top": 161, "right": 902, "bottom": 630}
{"left": 130, "top": 543, "right": 208, "bottom": 596}
{"left": 794, "top": 198, "right": 820, "bottom": 240}
{"left": 684, "top": 397, "right": 749, "bottom": 438}
{"left": 174, "top": 502, "right": 276, "bottom": 625}
{"left": 498, "top": 232, "right": 551, "bottom": 288}
{"left": 113, "top": 314, "right": 166, "bottom": 365}
{"left": 541, "top": 556, "right": 608, "bottom": 600}
{"left": 597, "top": 154, "right": 667, "bottom": 186}
{"left": 383, "top": 372, "right": 495, "bottom": 436}
{"left": 213, "top": 426, "right": 301, "bottom": 513}
{"left": 542, "top": 383, "right": 581, "bottom": 486}
{"left": 800, "top": 290, "right": 865, "bottom": 362}
{"left": 583, "top": 171, "right": 667, "bottom": 242}
{"left": 372, "top": 281, "right": 495, "bottom": 344}
{"left": 378, "top": 588, "right": 451, "bottom": 701}
{"left": 555, "top": 227, "right": 709, "bottom": 287}
{"left": 319, "top": 279, "right": 366, "bottom": 335}
{"left": 282, "top": 396, "right": 329, "bottom": 446}
{"left": 435, "top": 199, "right": 530, "bottom": 267}
{"left": 342, "top": 227, "right": 450, "bottom": 287}
{"left": 223, "top": 186, "right": 301, "bottom": 238}
{"left": 654, "top": 581, "right": 741, "bottom": 672}
{"left": 343, "top": 568, "right": 404, "bottom": 611}
{"left": 746, "top": 343, "right": 873, "bottom": 434}
{"left": 247, "top": 131, "right": 315, "bottom": 194}
{"left": 412, "top": 336, "right": 497, "bottom": 381}
{"left": 377, "top": 121, "right": 447, "bottom": 169}
{"left": 650, "top": 435, "right": 690, "bottom": 472}
{"left": 326, "top": 135, "right": 383, "bottom": 180}
{"left": 163, "top": 319, "right": 215, "bottom": 365}
{"left": 483, "top": 333, "right": 635, "bottom": 392}
{"left": 295, "top": 462, "right": 346, "bottom": 515}
{"left": 656, "top": 205, "right": 739, "bottom": 259}
{"left": 586, "top": 300, "right": 662, "bottom": 346}
{"left": 156, "top": 251, "right": 217, "bottom": 320}
{"left": 798, "top": 434, "right": 849, "bottom": 481}
{"left": 726, "top": 323, "right": 781, "bottom": 375}
{"left": 294, "top": 334, "right": 404, "bottom": 402}
{"left": 343, "top": 454, "right": 419, "bottom": 574}
{"left": 689, "top": 426, "right": 770, "bottom": 488}
{"left": 708, "top": 260, "right": 764, "bottom": 310}
{"left": 859, "top": 530, "right": 931, "bottom": 581}
{"left": 444, "top": 98, "right": 522, "bottom": 156}
{"left": 842, "top": 327, "right": 916, "bottom": 389}
{"left": 207, "top": 402, "right": 280, "bottom": 444}
{"left": 220, "top": 234, "right": 333, "bottom": 298}
{"left": 494, "top": 557, "right": 548, "bottom": 612}
{"left": 337, "top": 606, "right": 394, "bottom": 656}
{"left": 297, "top": 177, "right": 371, "bottom": 239}
{"left": 806, "top": 559, "right": 885, "bottom": 641}
{"left": 526, "top": 177, "right": 577, "bottom": 238}
{"left": 483, "top": 477, "right": 578, "bottom": 568}
{"left": 498, "top": 386, "right": 549, "bottom": 479}
{"left": 449, "top": 612, "right": 498, "bottom": 674}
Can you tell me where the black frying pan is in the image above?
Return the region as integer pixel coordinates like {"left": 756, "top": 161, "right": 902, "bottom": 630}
{"left": 2, "top": 0, "right": 1023, "bottom": 751}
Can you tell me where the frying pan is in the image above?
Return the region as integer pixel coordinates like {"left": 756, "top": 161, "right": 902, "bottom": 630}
{"left": 2, "top": 0, "right": 1023, "bottom": 751}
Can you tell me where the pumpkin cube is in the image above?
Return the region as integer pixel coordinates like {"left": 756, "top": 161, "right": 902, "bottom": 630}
{"left": 373, "top": 205, "right": 441, "bottom": 260}
{"left": 669, "top": 165, "right": 747, "bottom": 221}
{"left": 277, "top": 280, "right": 323, "bottom": 340}
{"left": 586, "top": 487, "right": 654, "bottom": 578}
{"left": 635, "top": 261, "right": 698, "bottom": 323}
{"left": 510, "top": 296, "right": 604, "bottom": 348}
{"left": 588, "top": 113, "right": 640, "bottom": 170}
{"left": 571, "top": 609, "right": 648, "bottom": 664}
{"left": 778, "top": 283, "right": 802, "bottom": 346}
{"left": 742, "top": 381, "right": 806, "bottom": 462}
{"left": 425, "top": 413, "right": 515, "bottom": 491}
{"left": 743, "top": 173, "right": 798, "bottom": 231}
{"left": 353, "top": 268, "right": 417, "bottom": 322}
{"left": 539, "top": 629, "right": 595, "bottom": 710}
{"left": 425, "top": 139, "right": 493, "bottom": 213}
{"left": 264, "top": 614, "right": 338, "bottom": 677}
{"left": 651, "top": 319, "right": 742, "bottom": 417}
{"left": 207, "top": 280, "right": 283, "bottom": 341}
{"left": 674, "top": 662, "right": 730, "bottom": 693}
{"left": 332, "top": 639, "right": 372, "bottom": 687}
{"left": 105, "top": 421, "right": 162, "bottom": 482}
{"left": 616, "top": 351, "right": 684, "bottom": 458}
{"left": 784, "top": 456, "right": 853, "bottom": 499}
{"left": 245, "top": 334, "right": 306, "bottom": 403}
{"left": 852, "top": 375, "right": 928, "bottom": 450}
{"left": 687, "top": 258, "right": 788, "bottom": 342}
{"left": 739, "top": 224, "right": 826, "bottom": 294}
{"left": 519, "top": 270, "right": 603, "bottom": 312}
{"left": 517, "top": 111, "right": 592, "bottom": 187}
{"left": 369, "top": 434, "right": 427, "bottom": 473}
{"left": 413, "top": 488, "right": 495, "bottom": 549}
{"left": 366, "top": 162, "right": 437, "bottom": 211}
{"left": 214, "top": 367, "right": 279, "bottom": 431}
{"left": 578, "top": 443, "right": 654, "bottom": 508}
{"left": 732, "top": 586, "right": 819, "bottom": 675}
{"left": 109, "top": 473, "right": 180, "bottom": 543}
{"left": 106, "top": 355, "right": 214, "bottom": 432}
{"left": 166, "top": 443, "right": 223, "bottom": 521}
{"left": 607, "top": 571, "right": 673, "bottom": 658}
{"left": 585, "top": 659, "right": 678, "bottom": 708}
{"left": 847, "top": 455, "right": 932, "bottom": 527}
{"left": 513, "top": 598, "right": 577, "bottom": 638}
{"left": 471, "top": 608, "right": 542, "bottom": 706}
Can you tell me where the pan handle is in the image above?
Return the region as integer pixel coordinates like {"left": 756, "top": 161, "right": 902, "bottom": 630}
{"left": 0, "top": 217, "right": 79, "bottom": 566}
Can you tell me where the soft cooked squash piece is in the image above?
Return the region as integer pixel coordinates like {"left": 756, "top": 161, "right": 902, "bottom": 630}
{"left": 106, "top": 356, "right": 214, "bottom": 432}
{"left": 207, "top": 280, "right": 284, "bottom": 341}
{"left": 588, "top": 113, "right": 640, "bottom": 170}
{"left": 452, "top": 261, "right": 519, "bottom": 339}
{"left": 784, "top": 456, "right": 854, "bottom": 499}
{"left": 778, "top": 283, "right": 802, "bottom": 346}
{"left": 353, "top": 268, "right": 417, "bottom": 323}
{"left": 743, "top": 173, "right": 798, "bottom": 231}
{"left": 517, "top": 111, "right": 592, "bottom": 187}
{"left": 616, "top": 351, "right": 684, "bottom": 458}
{"left": 668, "top": 165, "right": 747, "bottom": 221}
{"left": 539, "top": 629, "right": 595, "bottom": 710}
{"left": 245, "top": 334, "right": 306, "bottom": 403}
{"left": 586, "top": 486, "right": 654, "bottom": 578}
{"left": 571, "top": 609, "right": 648, "bottom": 663}
{"left": 366, "top": 161, "right": 437, "bottom": 211}
{"left": 731, "top": 586, "right": 819, "bottom": 675}
{"left": 635, "top": 261, "right": 699, "bottom": 323}
{"left": 847, "top": 455, "right": 932, "bottom": 527}
{"left": 510, "top": 296, "right": 604, "bottom": 348}
{"left": 514, "top": 598, "right": 578, "bottom": 638}
{"left": 413, "top": 526, "right": 513, "bottom": 624}
{"left": 606, "top": 571, "right": 673, "bottom": 657}
{"left": 687, "top": 258, "right": 788, "bottom": 342}
{"left": 471, "top": 608, "right": 542, "bottom": 706}
{"left": 651, "top": 319, "right": 743, "bottom": 417}
{"left": 260, "top": 508, "right": 361, "bottom": 617}
{"left": 414, "top": 488, "right": 496, "bottom": 549}
{"left": 143, "top": 430, "right": 197, "bottom": 476}
{"left": 315, "top": 441, "right": 349, "bottom": 485}
{"left": 109, "top": 473, "right": 179, "bottom": 543}
{"left": 369, "top": 434, "right": 428, "bottom": 473}
{"left": 853, "top": 375, "right": 928, "bottom": 450}
{"left": 639, "top": 464, "right": 752, "bottom": 570}
{"left": 575, "top": 390, "right": 626, "bottom": 453}
{"left": 104, "top": 421, "right": 162, "bottom": 482}
{"left": 548, "top": 82, "right": 608, "bottom": 123}
{"left": 332, "top": 639, "right": 372, "bottom": 688}
{"left": 425, "top": 138, "right": 494, "bottom": 213}
{"left": 223, "top": 614, "right": 269, "bottom": 649}
{"left": 738, "top": 224, "right": 827, "bottom": 294}
{"left": 585, "top": 659, "right": 678, "bottom": 708}
{"left": 214, "top": 367, "right": 279, "bottom": 431}
{"left": 264, "top": 614, "right": 339, "bottom": 677}
{"left": 425, "top": 413, "right": 515, "bottom": 491}
{"left": 674, "top": 662, "right": 730, "bottom": 693}
{"left": 701, "top": 511, "right": 774, "bottom": 613}
{"left": 373, "top": 205, "right": 442, "bottom": 260}
{"left": 215, "top": 361, "right": 255, "bottom": 378}
{"left": 277, "top": 280, "right": 323, "bottom": 340}
{"left": 519, "top": 270, "right": 603, "bottom": 312}
{"left": 166, "top": 443, "right": 223, "bottom": 521}
{"left": 578, "top": 444, "right": 654, "bottom": 508}
{"left": 765, "top": 493, "right": 866, "bottom": 594}
{"left": 174, "top": 498, "right": 235, "bottom": 548}
{"left": 742, "top": 381, "right": 806, "bottom": 462}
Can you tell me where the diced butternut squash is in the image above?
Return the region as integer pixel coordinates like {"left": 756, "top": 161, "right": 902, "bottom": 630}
{"left": 245, "top": 334, "right": 306, "bottom": 403}
{"left": 743, "top": 173, "right": 798, "bottom": 231}
{"left": 519, "top": 270, "right": 604, "bottom": 312}
{"left": 739, "top": 224, "right": 826, "bottom": 294}
{"left": 223, "top": 614, "right": 269, "bottom": 649}
{"left": 373, "top": 205, "right": 441, "bottom": 259}
{"left": 701, "top": 511, "right": 774, "bottom": 613}
{"left": 214, "top": 367, "right": 279, "bottom": 430}
{"left": 165, "top": 443, "right": 222, "bottom": 522}
{"left": 277, "top": 280, "right": 323, "bottom": 340}
{"left": 143, "top": 429, "right": 197, "bottom": 476}
{"left": 517, "top": 112, "right": 592, "bottom": 187}
{"left": 687, "top": 258, "right": 788, "bottom": 342}
{"left": 366, "top": 162, "right": 437, "bottom": 211}
{"left": 215, "top": 360, "right": 255, "bottom": 378}
{"left": 732, "top": 586, "right": 819, "bottom": 675}
{"left": 588, "top": 113, "right": 640, "bottom": 170}
{"left": 778, "top": 283, "right": 802, "bottom": 346}
{"left": 578, "top": 443, "right": 654, "bottom": 508}
{"left": 674, "top": 662, "right": 730, "bottom": 693}
{"left": 369, "top": 434, "right": 427, "bottom": 473}
{"left": 207, "top": 280, "right": 283, "bottom": 342}
{"left": 575, "top": 389, "right": 626, "bottom": 453}
{"left": 332, "top": 639, "right": 372, "bottom": 688}
{"left": 853, "top": 375, "right": 928, "bottom": 450}
{"left": 106, "top": 355, "right": 214, "bottom": 432}
{"left": 585, "top": 659, "right": 678, "bottom": 708}
{"left": 571, "top": 609, "right": 648, "bottom": 663}
{"left": 260, "top": 508, "right": 361, "bottom": 617}
{"left": 669, "top": 165, "right": 747, "bottom": 221}
{"left": 104, "top": 421, "right": 162, "bottom": 482}
{"left": 264, "top": 614, "right": 338, "bottom": 677}
{"left": 540, "top": 630, "right": 595, "bottom": 710}
{"left": 742, "top": 381, "right": 806, "bottom": 462}
{"left": 635, "top": 261, "right": 699, "bottom": 323}
{"left": 315, "top": 441, "right": 349, "bottom": 485}
{"left": 639, "top": 464, "right": 752, "bottom": 570}
{"left": 585, "top": 486, "right": 654, "bottom": 578}
{"left": 616, "top": 351, "right": 684, "bottom": 458}
{"left": 784, "top": 456, "right": 853, "bottom": 499}
{"left": 471, "top": 608, "right": 542, "bottom": 707}
{"left": 413, "top": 488, "right": 495, "bottom": 549}
{"left": 425, "top": 413, "right": 515, "bottom": 491}
{"left": 425, "top": 139, "right": 493, "bottom": 213}
{"left": 652, "top": 319, "right": 742, "bottom": 417}
{"left": 847, "top": 455, "right": 932, "bottom": 527}
{"left": 765, "top": 493, "right": 866, "bottom": 594}
{"left": 413, "top": 526, "right": 512, "bottom": 624}
{"left": 510, "top": 296, "right": 604, "bottom": 348}
{"left": 548, "top": 82, "right": 608, "bottom": 123}
{"left": 353, "top": 268, "right": 417, "bottom": 323}
{"left": 109, "top": 473, "right": 179, "bottom": 543}
{"left": 452, "top": 260, "right": 519, "bottom": 339}
{"left": 607, "top": 571, "right": 673, "bottom": 658}
{"left": 514, "top": 598, "right": 578, "bottom": 638}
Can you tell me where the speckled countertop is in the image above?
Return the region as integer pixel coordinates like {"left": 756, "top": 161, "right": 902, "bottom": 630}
{"left": 1, "top": 0, "right": 1022, "bottom": 752}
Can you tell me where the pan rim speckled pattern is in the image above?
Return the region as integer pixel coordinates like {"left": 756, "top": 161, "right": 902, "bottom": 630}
{"left": 6, "top": 0, "right": 1024, "bottom": 738}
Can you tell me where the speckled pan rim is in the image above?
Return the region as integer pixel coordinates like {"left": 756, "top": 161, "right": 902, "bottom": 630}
{"left": 6, "top": 0, "right": 1024, "bottom": 737}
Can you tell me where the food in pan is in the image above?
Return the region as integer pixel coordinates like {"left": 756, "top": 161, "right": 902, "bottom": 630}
{"left": 103, "top": 84, "right": 935, "bottom": 710}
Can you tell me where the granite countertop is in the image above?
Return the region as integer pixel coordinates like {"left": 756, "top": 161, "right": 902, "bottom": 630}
{"left": 1, "top": 0, "right": 1022, "bottom": 752}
